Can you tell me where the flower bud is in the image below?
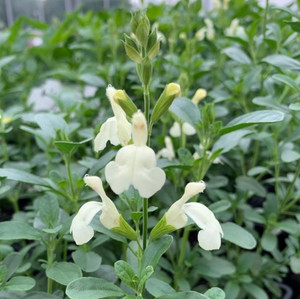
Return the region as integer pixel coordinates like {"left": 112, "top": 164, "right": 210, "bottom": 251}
{"left": 114, "top": 89, "right": 137, "bottom": 118}
{"left": 151, "top": 83, "right": 181, "bottom": 124}
{"left": 123, "top": 34, "right": 142, "bottom": 63}
{"left": 191, "top": 88, "right": 207, "bottom": 105}
{"left": 135, "top": 14, "right": 150, "bottom": 48}
{"left": 147, "top": 29, "right": 160, "bottom": 60}
{"left": 132, "top": 111, "right": 148, "bottom": 146}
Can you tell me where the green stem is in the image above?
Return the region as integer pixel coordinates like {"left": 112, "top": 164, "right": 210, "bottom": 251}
{"left": 142, "top": 198, "right": 148, "bottom": 250}
{"left": 1, "top": 137, "right": 9, "bottom": 161}
{"left": 262, "top": 0, "right": 269, "bottom": 39}
{"left": 280, "top": 162, "right": 300, "bottom": 211}
{"left": 178, "top": 226, "right": 191, "bottom": 265}
{"left": 64, "top": 155, "right": 78, "bottom": 211}
{"left": 47, "top": 238, "right": 55, "bottom": 294}
{"left": 143, "top": 84, "right": 151, "bottom": 143}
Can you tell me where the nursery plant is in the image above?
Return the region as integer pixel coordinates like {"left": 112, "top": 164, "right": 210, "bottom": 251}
{"left": 0, "top": 0, "right": 299, "bottom": 298}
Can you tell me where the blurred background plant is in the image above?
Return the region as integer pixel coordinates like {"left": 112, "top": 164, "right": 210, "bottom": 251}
{"left": 0, "top": 0, "right": 300, "bottom": 298}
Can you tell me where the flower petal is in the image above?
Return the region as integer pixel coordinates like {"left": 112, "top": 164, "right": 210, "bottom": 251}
{"left": 197, "top": 225, "right": 222, "bottom": 250}
{"left": 165, "top": 200, "right": 188, "bottom": 229}
{"left": 105, "top": 145, "right": 166, "bottom": 198}
{"left": 182, "top": 122, "right": 196, "bottom": 136}
{"left": 94, "top": 117, "right": 119, "bottom": 152}
{"left": 169, "top": 122, "right": 180, "bottom": 137}
{"left": 84, "top": 176, "right": 120, "bottom": 229}
{"left": 183, "top": 202, "right": 223, "bottom": 250}
{"left": 70, "top": 201, "right": 103, "bottom": 245}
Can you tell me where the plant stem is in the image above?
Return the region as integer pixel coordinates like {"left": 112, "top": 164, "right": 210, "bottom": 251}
{"left": 143, "top": 84, "right": 151, "bottom": 143}
{"left": 142, "top": 198, "right": 148, "bottom": 250}
{"left": 262, "top": 0, "right": 269, "bottom": 39}
{"left": 280, "top": 162, "right": 300, "bottom": 212}
{"left": 64, "top": 155, "right": 78, "bottom": 211}
{"left": 178, "top": 226, "right": 191, "bottom": 265}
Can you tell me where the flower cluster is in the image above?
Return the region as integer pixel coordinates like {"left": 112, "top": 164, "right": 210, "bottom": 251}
{"left": 70, "top": 85, "right": 222, "bottom": 251}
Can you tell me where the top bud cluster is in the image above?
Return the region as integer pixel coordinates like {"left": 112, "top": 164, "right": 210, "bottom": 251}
{"left": 123, "top": 12, "right": 160, "bottom": 86}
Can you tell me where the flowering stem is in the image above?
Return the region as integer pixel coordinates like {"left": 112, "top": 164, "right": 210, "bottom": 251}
{"left": 178, "top": 225, "right": 191, "bottom": 265}
{"left": 142, "top": 198, "right": 148, "bottom": 250}
{"left": 64, "top": 155, "right": 78, "bottom": 211}
{"left": 143, "top": 84, "right": 151, "bottom": 144}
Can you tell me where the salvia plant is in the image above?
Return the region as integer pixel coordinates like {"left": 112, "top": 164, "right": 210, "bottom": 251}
{"left": 0, "top": 1, "right": 300, "bottom": 299}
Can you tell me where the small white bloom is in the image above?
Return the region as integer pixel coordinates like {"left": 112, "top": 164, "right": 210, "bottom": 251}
{"left": 157, "top": 136, "right": 175, "bottom": 160}
{"left": 165, "top": 181, "right": 223, "bottom": 250}
{"left": 94, "top": 85, "right": 132, "bottom": 152}
{"left": 195, "top": 28, "right": 207, "bottom": 41}
{"left": 225, "top": 19, "right": 246, "bottom": 38}
{"left": 70, "top": 176, "right": 120, "bottom": 245}
{"left": 204, "top": 19, "right": 215, "bottom": 41}
{"left": 169, "top": 121, "right": 196, "bottom": 138}
{"left": 105, "top": 111, "right": 166, "bottom": 198}
{"left": 191, "top": 89, "right": 207, "bottom": 105}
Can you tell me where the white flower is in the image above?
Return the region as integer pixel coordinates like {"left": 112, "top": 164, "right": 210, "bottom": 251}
{"left": 105, "top": 111, "right": 166, "bottom": 198}
{"left": 169, "top": 121, "right": 196, "bottom": 138}
{"left": 204, "top": 19, "right": 215, "bottom": 41}
{"left": 157, "top": 136, "right": 175, "bottom": 160}
{"left": 165, "top": 182, "right": 223, "bottom": 250}
{"left": 70, "top": 176, "right": 120, "bottom": 245}
{"left": 94, "top": 85, "right": 132, "bottom": 152}
{"left": 225, "top": 19, "right": 246, "bottom": 38}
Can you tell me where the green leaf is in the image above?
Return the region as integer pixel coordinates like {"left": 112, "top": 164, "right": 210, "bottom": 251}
{"left": 90, "top": 150, "right": 117, "bottom": 174}
{"left": 0, "top": 221, "right": 41, "bottom": 241}
{"left": 209, "top": 200, "right": 231, "bottom": 213}
{"left": 4, "top": 276, "right": 35, "bottom": 291}
{"left": 138, "top": 266, "right": 154, "bottom": 291}
{"left": 157, "top": 291, "right": 208, "bottom": 299}
{"left": 243, "top": 284, "right": 268, "bottom": 299}
{"left": 35, "top": 113, "right": 68, "bottom": 138}
{"left": 262, "top": 54, "right": 300, "bottom": 71}
{"left": 284, "top": 21, "right": 300, "bottom": 32}
{"left": 195, "top": 257, "right": 236, "bottom": 278}
{"left": 204, "top": 287, "right": 225, "bottom": 299}
{"left": 224, "top": 281, "right": 240, "bottom": 299}
{"left": 0, "top": 168, "right": 50, "bottom": 187}
{"left": 72, "top": 250, "right": 102, "bottom": 273}
{"left": 222, "top": 47, "right": 251, "bottom": 64}
{"left": 46, "top": 262, "right": 82, "bottom": 286}
{"left": 39, "top": 196, "right": 59, "bottom": 227}
{"left": 22, "top": 292, "right": 61, "bottom": 299}
{"left": 78, "top": 74, "right": 105, "bottom": 87}
{"left": 281, "top": 148, "right": 300, "bottom": 163}
{"left": 275, "top": 220, "right": 298, "bottom": 234}
{"left": 261, "top": 232, "right": 277, "bottom": 252}
{"left": 140, "top": 235, "right": 173, "bottom": 273}
{"left": 2, "top": 253, "right": 23, "bottom": 282}
{"left": 221, "top": 110, "right": 284, "bottom": 134}
{"left": 145, "top": 278, "right": 176, "bottom": 297}
{"left": 290, "top": 256, "right": 300, "bottom": 274}
{"left": 236, "top": 176, "right": 266, "bottom": 197}
{"left": 114, "top": 260, "right": 136, "bottom": 287}
{"left": 222, "top": 222, "right": 257, "bottom": 249}
{"left": 54, "top": 138, "right": 92, "bottom": 155}
{"left": 289, "top": 103, "right": 300, "bottom": 111}
{"left": 0, "top": 56, "right": 16, "bottom": 68}
{"left": 169, "top": 97, "right": 201, "bottom": 125}
{"left": 272, "top": 74, "right": 300, "bottom": 92}
{"left": 66, "top": 277, "right": 124, "bottom": 299}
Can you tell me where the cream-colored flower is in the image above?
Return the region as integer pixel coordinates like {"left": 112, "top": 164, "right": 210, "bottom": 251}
{"left": 70, "top": 176, "right": 120, "bottom": 245}
{"left": 105, "top": 111, "right": 166, "bottom": 198}
{"left": 191, "top": 88, "right": 207, "bottom": 105}
{"left": 169, "top": 121, "right": 196, "bottom": 138}
{"left": 225, "top": 19, "right": 246, "bottom": 38}
{"left": 204, "top": 19, "right": 215, "bottom": 41}
{"left": 94, "top": 85, "right": 132, "bottom": 152}
{"left": 165, "top": 182, "right": 223, "bottom": 250}
{"left": 157, "top": 136, "right": 175, "bottom": 160}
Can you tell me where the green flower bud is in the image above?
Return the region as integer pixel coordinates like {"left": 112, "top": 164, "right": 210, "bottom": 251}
{"left": 114, "top": 89, "right": 138, "bottom": 118}
{"left": 151, "top": 83, "right": 181, "bottom": 124}
{"left": 123, "top": 34, "right": 142, "bottom": 63}
{"left": 111, "top": 215, "right": 137, "bottom": 241}
{"left": 147, "top": 29, "right": 160, "bottom": 60}
{"left": 135, "top": 15, "right": 150, "bottom": 48}
{"left": 130, "top": 12, "right": 142, "bottom": 34}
